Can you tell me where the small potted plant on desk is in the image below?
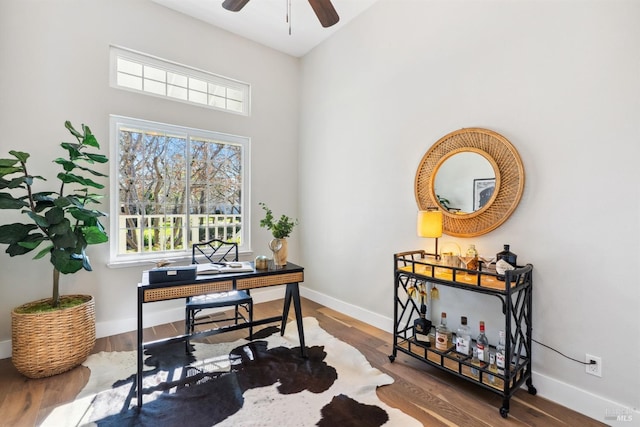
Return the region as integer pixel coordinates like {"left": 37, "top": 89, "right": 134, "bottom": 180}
{"left": 259, "top": 202, "right": 297, "bottom": 268}
{"left": 0, "top": 121, "right": 108, "bottom": 378}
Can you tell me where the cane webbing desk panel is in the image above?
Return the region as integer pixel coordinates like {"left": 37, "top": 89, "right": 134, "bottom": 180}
{"left": 143, "top": 280, "right": 234, "bottom": 302}
{"left": 237, "top": 272, "right": 303, "bottom": 290}
{"left": 136, "top": 262, "right": 305, "bottom": 407}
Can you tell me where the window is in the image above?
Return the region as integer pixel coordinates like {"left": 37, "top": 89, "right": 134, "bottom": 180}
{"left": 109, "top": 116, "right": 250, "bottom": 265}
{"left": 110, "top": 46, "right": 250, "bottom": 116}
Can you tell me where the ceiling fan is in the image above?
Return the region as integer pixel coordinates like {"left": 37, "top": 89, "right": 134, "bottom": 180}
{"left": 222, "top": 0, "right": 340, "bottom": 28}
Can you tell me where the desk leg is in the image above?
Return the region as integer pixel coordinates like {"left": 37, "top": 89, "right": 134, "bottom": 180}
{"left": 136, "top": 291, "right": 143, "bottom": 408}
{"left": 281, "top": 283, "right": 307, "bottom": 358}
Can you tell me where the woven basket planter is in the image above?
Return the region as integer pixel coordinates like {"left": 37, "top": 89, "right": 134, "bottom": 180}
{"left": 11, "top": 294, "right": 96, "bottom": 378}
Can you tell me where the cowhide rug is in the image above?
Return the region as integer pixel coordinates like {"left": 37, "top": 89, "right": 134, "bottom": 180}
{"left": 43, "top": 317, "right": 420, "bottom": 427}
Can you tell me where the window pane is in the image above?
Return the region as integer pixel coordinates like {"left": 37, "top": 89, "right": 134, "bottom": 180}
{"left": 168, "top": 72, "right": 188, "bottom": 87}
{"left": 189, "top": 90, "right": 207, "bottom": 104}
{"left": 144, "top": 65, "right": 166, "bottom": 83}
{"left": 167, "top": 84, "right": 188, "bottom": 100}
{"left": 209, "top": 83, "right": 226, "bottom": 97}
{"left": 117, "top": 58, "right": 142, "bottom": 76}
{"left": 227, "top": 88, "right": 243, "bottom": 101}
{"left": 208, "top": 95, "right": 226, "bottom": 109}
{"left": 144, "top": 79, "right": 166, "bottom": 95}
{"left": 189, "top": 77, "right": 207, "bottom": 92}
{"left": 227, "top": 99, "right": 243, "bottom": 113}
{"left": 112, "top": 117, "right": 248, "bottom": 261}
{"left": 123, "top": 227, "right": 141, "bottom": 253}
{"left": 117, "top": 73, "right": 142, "bottom": 90}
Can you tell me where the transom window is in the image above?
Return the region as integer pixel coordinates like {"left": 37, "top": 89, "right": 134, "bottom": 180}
{"left": 109, "top": 46, "right": 250, "bottom": 116}
{"left": 109, "top": 116, "right": 250, "bottom": 265}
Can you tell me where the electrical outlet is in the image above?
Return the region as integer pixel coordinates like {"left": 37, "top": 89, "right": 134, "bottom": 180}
{"left": 585, "top": 354, "right": 602, "bottom": 377}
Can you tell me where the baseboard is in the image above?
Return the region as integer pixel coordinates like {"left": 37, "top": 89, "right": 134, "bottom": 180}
{"left": 0, "top": 340, "right": 9, "bottom": 360}
{"left": 529, "top": 371, "right": 638, "bottom": 426}
{"left": 299, "top": 286, "right": 393, "bottom": 333}
{"left": 300, "top": 286, "right": 639, "bottom": 427}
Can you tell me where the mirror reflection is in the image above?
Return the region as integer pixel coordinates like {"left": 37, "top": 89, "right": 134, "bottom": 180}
{"left": 434, "top": 152, "right": 495, "bottom": 214}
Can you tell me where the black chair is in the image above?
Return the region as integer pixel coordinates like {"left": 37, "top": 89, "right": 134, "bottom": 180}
{"left": 185, "top": 239, "right": 253, "bottom": 341}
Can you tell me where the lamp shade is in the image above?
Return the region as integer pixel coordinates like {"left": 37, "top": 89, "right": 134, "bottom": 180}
{"left": 417, "top": 210, "right": 443, "bottom": 238}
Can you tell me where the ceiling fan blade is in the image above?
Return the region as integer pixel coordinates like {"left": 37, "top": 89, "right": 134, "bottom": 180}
{"left": 308, "top": 0, "right": 340, "bottom": 28}
{"left": 222, "top": 0, "right": 250, "bottom": 12}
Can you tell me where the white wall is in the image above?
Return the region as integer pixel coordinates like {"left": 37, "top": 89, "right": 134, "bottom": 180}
{"left": 299, "top": 0, "right": 639, "bottom": 423}
{"left": 0, "top": 0, "right": 300, "bottom": 348}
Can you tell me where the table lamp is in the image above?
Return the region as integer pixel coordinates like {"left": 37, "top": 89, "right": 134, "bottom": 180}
{"left": 417, "top": 209, "right": 443, "bottom": 259}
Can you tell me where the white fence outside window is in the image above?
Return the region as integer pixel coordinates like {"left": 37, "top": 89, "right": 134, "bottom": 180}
{"left": 117, "top": 213, "right": 242, "bottom": 254}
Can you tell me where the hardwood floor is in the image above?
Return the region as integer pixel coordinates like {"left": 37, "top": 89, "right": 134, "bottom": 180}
{"left": 0, "top": 298, "right": 605, "bottom": 426}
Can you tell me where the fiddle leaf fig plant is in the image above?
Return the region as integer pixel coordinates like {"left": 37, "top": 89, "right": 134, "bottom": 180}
{"left": 259, "top": 202, "right": 298, "bottom": 239}
{"left": 0, "top": 121, "right": 108, "bottom": 308}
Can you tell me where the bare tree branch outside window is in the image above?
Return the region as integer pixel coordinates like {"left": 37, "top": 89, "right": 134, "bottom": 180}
{"left": 116, "top": 124, "right": 244, "bottom": 256}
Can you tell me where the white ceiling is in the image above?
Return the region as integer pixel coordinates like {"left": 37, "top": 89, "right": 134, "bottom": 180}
{"left": 151, "top": 0, "right": 379, "bottom": 57}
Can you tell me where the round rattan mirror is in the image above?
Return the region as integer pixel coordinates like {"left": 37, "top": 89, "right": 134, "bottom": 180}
{"left": 415, "top": 128, "right": 525, "bottom": 237}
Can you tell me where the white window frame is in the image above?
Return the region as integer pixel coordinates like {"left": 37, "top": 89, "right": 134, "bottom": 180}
{"left": 108, "top": 115, "right": 251, "bottom": 267}
{"left": 109, "top": 45, "right": 251, "bottom": 116}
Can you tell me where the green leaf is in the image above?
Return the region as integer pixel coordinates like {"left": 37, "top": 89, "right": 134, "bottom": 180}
{"left": 60, "top": 142, "right": 82, "bottom": 160}
{"left": 0, "top": 193, "right": 28, "bottom": 209}
{"left": 69, "top": 207, "right": 106, "bottom": 221}
{"left": 6, "top": 176, "right": 31, "bottom": 188}
{"left": 49, "top": 217, "right": 71, "bottom": 236}
{"left": 78, "top": 193, "right": 104, "bottom": 206}
{"left": 57, "top": 172, "right": 105, "bottom": 189}
{"left": 53, "top": 196, "right": 72, "bottom": 208}
{"left": 33, "top": 244, "right": 53, "bottom": 259}
{"left": 64, "top": 121, "right": 83, "bottom": 139}
{"left": 75, "top": 164, "right": 107, "bottom": 177}
{"left": 45, "top": 206, "right": 65, "bottom": 225}
{"left": 27, "top": 211, "right": 49, "bottom": 227}
{"left": 0, "top": 166, "right": 22, "bottom": 177}
{"left": 82, "top": 133, "right": 100, "bottom": 149}
{"left": 0, "top": 158, "right": 20, "bottom": 167}
{"left": 82, "top": 225, "right": 108, "bottom": 244}
{"left": 17, "top": 237, "right": 44, "bottom": 249}
{"left": 8, "top": 151, "right": 29, "bottom": 163}
{"left": 51, "top": 248, "right": 83, "bottom": 274}
{"left": 0, "top": 223, "right": 38, "bottom": 244}
{"left": 51, "top": 229, "right": 77, "bottom": 249}
{"left": 64, "top": 195, "right": 83, "bottom": 208}
{"left": 85, "top": 153, "right": 108, "bottom": 164}
{"left": 54, "top": 158, "right": 76, "bottom": 172}
{"left": 32, "top": 191, "right": 56, "bottom": 201}
{"left": 4, "top": 231, "right": 44, "bottom": 255}
{"left": 33, "top": 199, "right": 55, "bottom": 212}
{"left": 6, "top": 241, "right": 33, "bottom": 256}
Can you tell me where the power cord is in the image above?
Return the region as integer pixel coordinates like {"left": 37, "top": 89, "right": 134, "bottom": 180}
{"left": 532, "top": 339, "right": 595, "bottom": 365}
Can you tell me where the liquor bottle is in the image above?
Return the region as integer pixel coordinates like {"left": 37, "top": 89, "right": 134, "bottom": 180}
{"left": 470, "top": 347, "right": 481, "bottom": 379}
{"left": 496, "top": 330, "right": 506, "bottom": 375}
{"left": 436, "top": 312, "right": 452, "bottom": 351}
{"left": 476, "top": 321, "right": 489, "bottom": 363}
{"left": 413, "top": 303, "right": 432, "bottom": 345}
{"left": 496, "top": 244, "right": 517, "bottom": 266}
{"left": 455, "top": 316, "right": 471, "bottom": 356}
{"left": 488, "top": 352, "right": 498, "bottom": 385}
{"left": 496, "top": 244, "right": 517, "bottom": 281}
{"left": 465, "top": 244, "right": 479, "bottom": 273}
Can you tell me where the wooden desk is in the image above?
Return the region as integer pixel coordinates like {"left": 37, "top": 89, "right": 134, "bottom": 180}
{"left": 136, "top": 262, "right": 305, "bottom": 407}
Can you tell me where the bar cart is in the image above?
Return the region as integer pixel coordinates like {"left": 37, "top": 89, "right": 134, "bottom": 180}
{"left": 389, "top": 250, "right": 536, "bottom": 418}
